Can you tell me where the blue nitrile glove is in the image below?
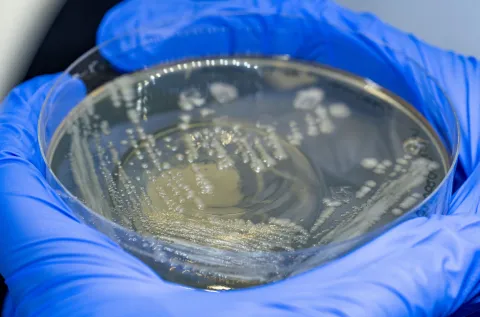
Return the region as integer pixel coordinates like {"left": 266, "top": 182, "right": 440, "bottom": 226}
{"left": 2, "top": 0, "right": 480, "bottom": 316}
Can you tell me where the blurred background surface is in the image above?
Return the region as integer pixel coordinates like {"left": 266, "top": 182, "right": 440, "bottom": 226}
{"left": 0, "top": 0, "right": 63, "bottom": 98}
{"left": 336, "top": 0, "right": 480, "bottom": 57}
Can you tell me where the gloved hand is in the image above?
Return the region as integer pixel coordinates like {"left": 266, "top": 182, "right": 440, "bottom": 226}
{"left": 2, "top": 0, "right": 480, "bottom": 316}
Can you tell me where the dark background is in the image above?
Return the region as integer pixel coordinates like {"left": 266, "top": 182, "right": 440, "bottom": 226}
{"left": 0, "top": 0, "right": 121, "bottom": 311}
{"left": 24, "top": 0, "right": 122, "bottom": 81}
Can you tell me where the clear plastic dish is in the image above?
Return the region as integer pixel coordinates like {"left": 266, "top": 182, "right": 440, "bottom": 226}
{"left": 39, "top": 24, "right": 459, "bottom": 290}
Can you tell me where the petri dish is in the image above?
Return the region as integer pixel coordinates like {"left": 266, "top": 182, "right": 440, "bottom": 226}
{"left": 39, "top": 26, "right": 459, "bottom": 290}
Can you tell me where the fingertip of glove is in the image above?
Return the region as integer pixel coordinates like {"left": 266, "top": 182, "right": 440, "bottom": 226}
{"left": 95, "top": 0, "right": 324, "bottom": 72}
{"left": 0, "top": 73, "right": 87, "bottom": 168}
{"left": 1, "top": 74, "right": 60, "bottom": 105}
{"left": 96, "top": 0, "right": 141, "bottom": 45}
